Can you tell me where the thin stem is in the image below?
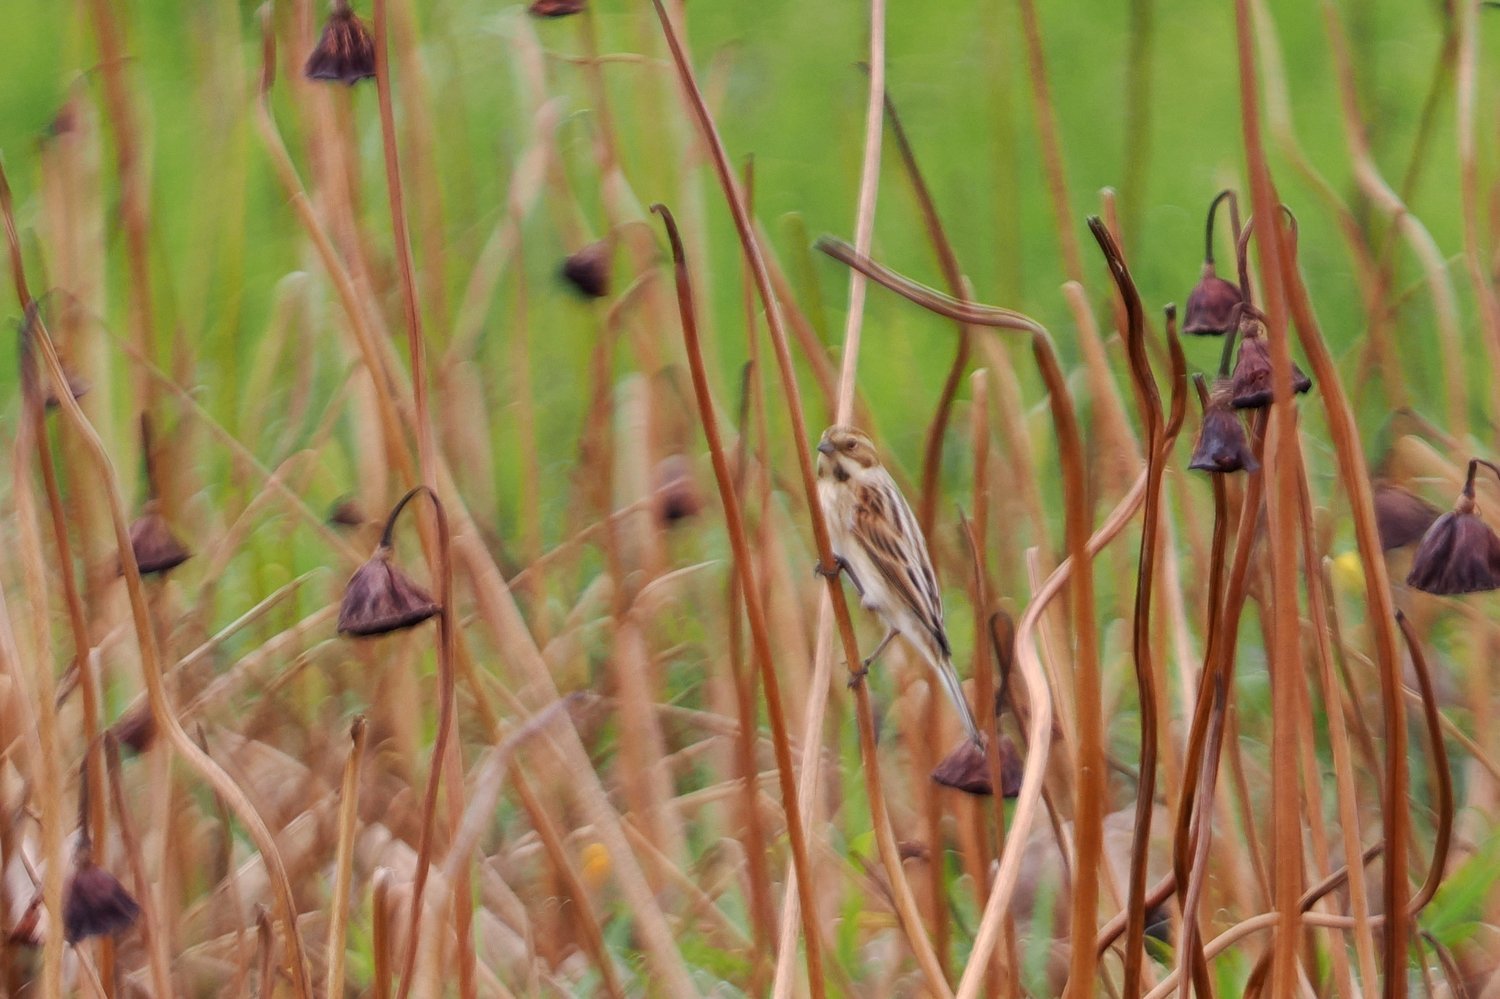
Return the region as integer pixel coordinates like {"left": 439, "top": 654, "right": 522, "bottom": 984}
{"left": 380, "top": 485, "right": 464, "bottom": 999}
{"left": 1204, "top": 189, "right": 1239, "bottom": 266}
{"left": 647, "top": 7, "right": 952, "bottom": 993}
{"left": 653, "top": 204, "right": 828, "bottom": 999}
{"left": 834, "top": 0, "right": 887, "bottom": 424}
{"left": 324, "top": 716, "right": 367, "bottom": 999}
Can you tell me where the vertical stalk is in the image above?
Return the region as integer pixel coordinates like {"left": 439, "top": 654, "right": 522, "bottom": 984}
{"left": 1232, "top": 3, "right": 1310, "bottom": 992}
{"left": 654, "top": 205, "right": 829, "bottom": 998}
{"left": 648, "top": 8, "right": 954, "bottom": 993}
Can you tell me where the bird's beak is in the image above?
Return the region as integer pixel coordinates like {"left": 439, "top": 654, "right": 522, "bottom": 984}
{"left": 816, "top": 440, "right": 836, "bottom": 456}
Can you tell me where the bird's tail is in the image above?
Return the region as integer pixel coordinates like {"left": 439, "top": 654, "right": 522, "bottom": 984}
{"left": 930, "top": 652, "right": 984, "bottom": 749}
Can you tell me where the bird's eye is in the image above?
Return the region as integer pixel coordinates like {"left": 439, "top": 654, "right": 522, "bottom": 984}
{"left": 844, "top": 441, "right": 856, "bottom": 452}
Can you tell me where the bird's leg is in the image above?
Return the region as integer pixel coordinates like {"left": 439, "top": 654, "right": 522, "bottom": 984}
{"left": 814, "top": 555, "right": 866, "bottom": 598}
{"left": 849, "top": 628, "right": 897, "bottom": 688}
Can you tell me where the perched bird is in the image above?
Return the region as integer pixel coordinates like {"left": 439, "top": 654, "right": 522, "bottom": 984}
{"left": 815, "top": 424, "right": 983, "bottom": 747}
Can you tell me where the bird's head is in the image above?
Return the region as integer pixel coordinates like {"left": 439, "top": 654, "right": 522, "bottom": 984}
{"left": 816, "top": 425, "right": 881, "bottom": 483}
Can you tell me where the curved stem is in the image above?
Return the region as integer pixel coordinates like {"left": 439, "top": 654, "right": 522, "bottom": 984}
{"left": 648, "top": 6, "right": 953, "bottom": 993}
{"left": 1204, "top": 189, "right": 1238, "bottom": 265}
{"left": 384, "top": 485, "right": 461, "bottom": 999}
{"left": 1088, "top": 218, "right": 1173, "bottom": 996}
{"left": 29, "top": 307, "right": 314, "bottom": 997}
{"left": 654, "top": 204, "right": 829, "bottom": 999}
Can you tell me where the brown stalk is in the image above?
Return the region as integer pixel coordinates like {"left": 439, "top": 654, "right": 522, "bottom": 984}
{"left": 83, "top": 0, "right": 159, "bottom": 420}
{"left": 878, "top": 81, "right": 964, "bottom": 970}
{"left": 370, "top": 0, "right": 436, "bottom": 484}
{"left": 372, "top": 868, "right": 394, "bottom": 999}
{"left": 13, "top": 296, "right": 315, "bottom": 993}
{"left": 1275, "top": 182, "right": 1410, "bottom": 992}
{"left": 1039, "top": 324, "right": 1101, "bottom": 999}
{"left": 1315, "top": 0, "right": 1477, "bottom": 431}
{"left": 1016, "top": 0, "right": 1085, "bottom": 286}
{"left": 1175, "top": 416, "right": 1268, "bottom": 997}
{"left": 252, "top": 23, "right": 417, "bottom": 491}
{"left": 879, "top": 88, "right": 973, "bottom": 539}
{"left": 324, "top": 716, "right": 367, "bottom": 999}
{"left": 961, "top": 385, "right": 1011, "bottom": 996}
{"left": 653, "top": 203, "right": 829, "bottom": 997}
{"left": 647, "top": 7, "right": 952, "bottom": 993}
{"left": 1298, "top": 475, "right": 1380, "bottom": 990}
{"left": 509, "top": 767, "right": 627, "bottom": 999}
{"left": 104, "top": 734, "right": 175, "bottom": 998}
{"left": 366, "top": 486, "right": 466, "bottom": 999}
{"left": 733, "top": 161, "right": 778, "bottom": 988}
{"left": 1395, "top": 613, "right": 1454, "bottom": 917}
{"left": 807, "top": 238, "right": 1159, "bottom": 999}
{"left": 1, "top": 199, "right": 66, "bottom": 999}
{"left": 1455, "top": 0, "right": 1500, "bottom": 426}
{"left": 832, "top": 0, "right": 887, "bottom": 422}
{"left": 20, "top": 308, "right": 107, "bottom": 914}
{"left": 1087, "top": 218, "right": 1172, "bottom": 997}
{"left": 1233, "top": 3, "right": 1312, "bottom": 992}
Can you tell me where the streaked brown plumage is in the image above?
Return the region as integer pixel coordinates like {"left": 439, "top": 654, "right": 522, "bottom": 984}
{"left": 815, "top": 425, "right": 982, "bottom": 747}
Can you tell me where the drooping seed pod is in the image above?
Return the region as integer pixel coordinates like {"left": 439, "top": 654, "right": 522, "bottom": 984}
{"left": 1188, "top": 382, "right": 1259, "bottom": 474}
{"left": 337, "top": 545, "right": 440, "bottom": 637}
{"left": 63, "top": 849, "right": 140, "bottom": 944}
{"left": 931, "top": 734, "right": 1023, "bottom": 797}
{"left": 1373, "top": 482, "right": 1440, "bottom": 551}
{"left": 1229, "top": 316, "right": 1312, "bottom": 409}
{"left": 1183, "top": 266, "right": 1243, "bottom": 336}
{"left": 561, "top": 240, "right": 611, "bottom": 298}
{"left": 305, "top": 0, "right": 377, "bottom": 86}
{"left": 123, "top": 500, "right": 191, "bottom": 576}
{"left": 1407, "top": 459, "right": 1500, "bottom": 595}
{"left": 1183, "top": 190, "right": 1244, "bottom": 335}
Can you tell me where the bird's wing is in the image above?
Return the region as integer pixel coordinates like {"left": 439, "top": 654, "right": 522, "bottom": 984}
{"left": 851, "top": 475, "right": 950, "bottom": 656}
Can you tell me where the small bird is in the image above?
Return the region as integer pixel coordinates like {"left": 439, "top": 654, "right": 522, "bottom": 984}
{"left": 815, "top": 424, "right": 983, "bottom": 747}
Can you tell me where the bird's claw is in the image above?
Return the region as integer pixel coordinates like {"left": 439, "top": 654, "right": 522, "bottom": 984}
{"left": 846, "top": 662, "right": 869, "bottom": 690}
{"left": 814, "top": 555, "right": 847, "bottom": 581}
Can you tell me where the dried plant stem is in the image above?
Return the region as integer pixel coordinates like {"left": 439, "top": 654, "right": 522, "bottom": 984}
{"left": 10, "top": 378, "right": 64, "bottom": 999}
{"left": 1395, "top": 613, "right": 1453, "bottom": 917}
{"left": 834, "top": 0, "right": 886, "bottom": 423}
{"left": 373, "top": 869, "right": 395, "bottom": 999}
{"left": 1233, "top": 3, "right": 1311, "bottom": 991}
{"left": 27, "top": 311, "right": 314, "bottom": 995}
{"left": 84, "top": 0, "right": 159, "bottom": 420}
{"left": 1016, "top": 0, "right": 1085, "bottom": 286}
{"left": 880, "top": 89, "right": 980, "bottom": 536}
{"left": 370, "top": 486, "right": 467, "bottom": 999}
{"left": 654, "top": 204, "right": 828, "bottom": 998}
{"left": 1298, "top": 476, "right": 1379, "bottom": 991}
{"left": 324, "top": 716, "right": 367, "bottom": 999}
{"left": 733, "top": 163, "right": 778, "bottom": 987}
{"left": 509, "top": 767, "right": 626, "bottom": 999}
{"left": 1455, "top": 0, "right": 1500, "bottom": 422}
{"left": 1088, "top": 219, "right": 1171, "bottom": 998}
{"left": 104, "top": 737, "right": 174, "bottom": 998}
{"left": 648, "top": 7, "right": 952, "bottom": 993}
{"left": 1045, "top": 329, "right": 1102, "bottom": 999}
{"left": 1275, "top": 176, "right": 1409, "bottom": 993}
{"left": 251, "top": 82, "right": 415, "bottom": 490}
{"left": 371, "top": 0, "right": 437, "bottom": 487}
{"left": 1315, "top": 0, "right": 1476, "bottom": 432}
